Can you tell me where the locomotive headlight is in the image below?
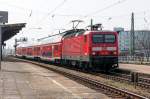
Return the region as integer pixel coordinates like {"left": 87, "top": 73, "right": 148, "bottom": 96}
{"left": 113, "top": 51, "right": 117, "bottom": 55}
{"left": 85, "top": 53, "right": 87, "bottom": 55}
{"left": 92, "top": 52, "right": 96, "bottom": 55}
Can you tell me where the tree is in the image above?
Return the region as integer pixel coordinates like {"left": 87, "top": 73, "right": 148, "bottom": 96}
{"left": 135, "top": 31, "right": 150, "bottom": 62}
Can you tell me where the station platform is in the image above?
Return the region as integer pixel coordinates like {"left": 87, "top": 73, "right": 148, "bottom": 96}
{"left": 0, "top": 61, "right": 109, "bottom": 99}
{"left": 119, "top": 63, "right": 150, "bottom": 74}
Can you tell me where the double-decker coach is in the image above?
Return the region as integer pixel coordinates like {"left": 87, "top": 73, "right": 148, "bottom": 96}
{"left": 38, "top": 35, "right": 62, "bottom": 62}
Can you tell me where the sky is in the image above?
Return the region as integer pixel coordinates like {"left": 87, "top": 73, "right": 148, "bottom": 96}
{"left": 0, "top": 0, "right": 150, "bottom": 48}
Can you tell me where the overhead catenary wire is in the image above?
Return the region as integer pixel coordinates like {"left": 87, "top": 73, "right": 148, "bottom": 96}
{"left": 12, "top": 0, "right": 67, "bottom": 37}
{"left": 49, "top": 0, "right": 128, "bottom": 29}
{"left": 0, "top": 0, "right": 67, "bottom": 28}
{"left": 36, "top": 0, "right": 67, "bottom": 25}
{"left": 39, "top": 0, "right": 127, "bottom": 31}
{"left": 50, "top": 9, "right": 150, "bottom": 21}
{"left": 1, "top": 0, "right": 149, "bottom": 23}
{"left": 84, "top": 0, "right": 128, "bottom": 18}
{"left": 2, "top": 0, "right": 148, "bottom": 30}
{"left": 3, "top": 0, "right": 149, "bottom": 37}
{"left": 0, "top": 1, "right": 50, "bottom": 14}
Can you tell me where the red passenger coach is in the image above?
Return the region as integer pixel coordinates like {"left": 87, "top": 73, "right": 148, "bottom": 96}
{"left": 16, "top": 47, "right": 22, "bottom": 57}
{"left": 33, "top": 45, "right": 41, "bottom": 58}
{"left": 38, "top": 35, "right": 62, "bottom": 62}
{"left": 39, "top": 43, "right": 62, "bottom": 61}
{"left": 16, "top": 43, "right": 29, "bottom": 58}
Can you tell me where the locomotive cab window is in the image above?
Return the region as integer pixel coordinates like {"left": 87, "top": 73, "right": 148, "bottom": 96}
{"left": 92, "top": 34, "right": 103, "bottom": 43}
{"left": 93, "top": 34, "right": 115, "bottom": 43}
{"left": 105, "top": 34, "right": 115, "bottom": 43}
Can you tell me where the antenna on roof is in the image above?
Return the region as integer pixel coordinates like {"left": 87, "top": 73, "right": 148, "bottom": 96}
{"left": 71, "top": 20, "right": 83, "bottom": 29}
{"left": 93, "top": 23, "right": 103, "bottom": 30}
{"left": 87, "top": 23, "right": 103, "bottom": 31}
{"left": 86, "top": 19, "right": 103, "bottom": 31}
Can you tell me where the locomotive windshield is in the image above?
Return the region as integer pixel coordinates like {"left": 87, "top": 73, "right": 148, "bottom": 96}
{"left": 93, "top": 34, "right": 115, "bottom": 43}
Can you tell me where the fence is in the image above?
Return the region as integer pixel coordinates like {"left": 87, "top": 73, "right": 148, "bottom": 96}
{"left": 119, "top": 56, "right": 150, "bottom": 65}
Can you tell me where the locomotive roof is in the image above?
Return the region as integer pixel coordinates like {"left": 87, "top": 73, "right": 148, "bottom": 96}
{"left": 84, "top": 30, "right": 116, "bottom": 34}
{"left": 62, "top": 29, "right": 85, "bottom": 36}
{"left": 62, "top": 29, "right": 116, "bottom": 38}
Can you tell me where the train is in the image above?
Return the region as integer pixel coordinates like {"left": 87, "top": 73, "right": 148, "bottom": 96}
{"left": 16, "top": 25, "right": 119, "bottom": 71}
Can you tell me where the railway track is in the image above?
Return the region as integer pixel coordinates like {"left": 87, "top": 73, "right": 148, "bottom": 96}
{"left": 97, "top": 71, "right": 150, "bottom": 89}
{"left": 11, "top": 57, "right": 148, "bottom": 99}
{"left": 59, "top": 62, "right": 150, "bottom": 90}
{"left": 139, "top": 73, "right": 150, "bottom": 80}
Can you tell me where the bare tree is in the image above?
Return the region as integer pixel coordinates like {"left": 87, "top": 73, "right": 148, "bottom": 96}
{"left": 135, "top": 31, "right": 150, "bottom": 62}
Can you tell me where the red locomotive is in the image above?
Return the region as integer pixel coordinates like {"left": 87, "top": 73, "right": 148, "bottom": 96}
{"left": 16, "top": 24, "right": 119, "bottom": 71}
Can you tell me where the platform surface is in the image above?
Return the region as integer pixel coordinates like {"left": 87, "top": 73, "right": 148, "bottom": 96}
{"left": 119, "top": 63, "right": 150, "bottom": 74}
{"left": 0, "top": 61, "right": 109, "bottom": 99}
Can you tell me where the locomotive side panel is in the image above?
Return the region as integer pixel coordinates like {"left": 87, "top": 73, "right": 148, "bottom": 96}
{"left": 62, "top": 34, "right": 90, "bottom": 62}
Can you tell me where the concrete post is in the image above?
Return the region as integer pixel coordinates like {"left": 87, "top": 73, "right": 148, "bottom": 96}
{"left": 130, "top": 12, "right": 135, "bottom": 56}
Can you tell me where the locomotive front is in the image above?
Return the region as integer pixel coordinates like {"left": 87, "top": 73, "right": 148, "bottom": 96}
{"left": 89, "top": 31, "right": 119, "bottom": 71}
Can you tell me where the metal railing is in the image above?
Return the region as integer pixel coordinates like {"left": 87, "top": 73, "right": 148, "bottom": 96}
{"left": 119, "top": 56, "right": 150, "bottom": 64}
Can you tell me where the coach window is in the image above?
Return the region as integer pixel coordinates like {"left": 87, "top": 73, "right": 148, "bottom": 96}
{"left": 37, "top": 47, "right": 40, "bottom": 51}
{"left": 47, "top": 52, "right": 52, "bottom": 56}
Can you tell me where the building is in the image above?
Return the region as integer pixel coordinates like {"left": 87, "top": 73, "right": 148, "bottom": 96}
{"left": 118, "top": 31, "right": 130, "bottom": 53}
{"left": 114, "top": 28, "right": 150, "bottom": 56}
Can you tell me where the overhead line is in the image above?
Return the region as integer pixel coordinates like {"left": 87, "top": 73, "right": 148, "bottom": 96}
{"left": 50, "top": 0, "right": 128, "bottom": 25}
{"left": 36, "top": 0, "right": 67, "bottom": 24}
{"left": 50, "top": 9, "right": 150, "bottom": 20}
{"left": 86, "top": 0, "right": 127, "bottom": 16}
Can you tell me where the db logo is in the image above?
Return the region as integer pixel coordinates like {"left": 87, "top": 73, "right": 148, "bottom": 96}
{"left": 102, "top": 47, "right": 106, "bottom": 50}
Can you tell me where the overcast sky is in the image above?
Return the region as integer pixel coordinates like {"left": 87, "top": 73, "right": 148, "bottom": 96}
{"left": 0, "top": 0, "right": 150, "bottom": 48}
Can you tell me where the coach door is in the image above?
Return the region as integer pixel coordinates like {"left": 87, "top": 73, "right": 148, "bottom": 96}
{"left": 52, "top": 45, "right": 54, "bottom": 58}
